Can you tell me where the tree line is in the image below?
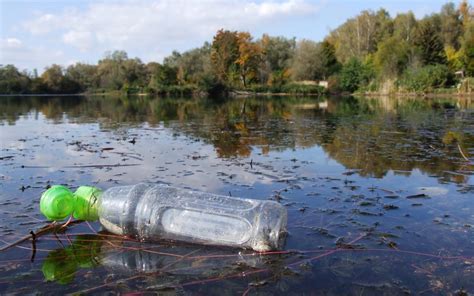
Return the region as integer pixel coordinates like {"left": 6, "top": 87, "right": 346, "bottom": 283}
{"left": 0, "top": 1, "right": 472, "bottom": 95}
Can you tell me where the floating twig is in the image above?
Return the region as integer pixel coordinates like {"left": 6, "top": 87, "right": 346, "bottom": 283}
{"left": 458, "top": 144, "right": 470, "bottom": 162}
{"left": 0, "top": 220, "right": 82, "bottom": 252}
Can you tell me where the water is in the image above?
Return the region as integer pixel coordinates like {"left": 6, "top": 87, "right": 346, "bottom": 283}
{"left": 0, "top": 95, "right": 473, "bottom": 294}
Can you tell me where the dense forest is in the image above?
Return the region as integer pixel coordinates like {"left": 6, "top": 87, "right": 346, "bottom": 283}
{"left": 0, "top": 1, "right": 473, "bottom": 96}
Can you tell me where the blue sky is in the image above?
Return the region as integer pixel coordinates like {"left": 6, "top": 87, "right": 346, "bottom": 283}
{"left": 0, "top": 0, "right": 450, "bottom": 72}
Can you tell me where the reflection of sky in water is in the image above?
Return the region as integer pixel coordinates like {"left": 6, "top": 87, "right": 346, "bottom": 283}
{"left": 0, "top": 96, "right": 473, "bottom": 294}
{"left": 1, "top": 113, "right": 288, "bottom": 197}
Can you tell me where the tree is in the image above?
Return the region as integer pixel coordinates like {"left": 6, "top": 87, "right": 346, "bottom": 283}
{"left": 163, "top": 44, "right": 213, "bottom": 85}
{"left": 122, "top": 58, "right": 146, "bottom": 88}
{"left": 374, "top": 36, "right": 410, "bottom": 78}
{"left": 146, "top": 62, "right": 177, "bottom": 90}
{"left": 329, "top": 9, "right": 393, "bottom": 63}
{"left": 210, "top": 29, "right": 239, "bottom": 86}
{"left": 459, "top": 0, "right": 472, "bottom": 27}
{"left": 458, "top": 0, "right": 474, "bottom": 75}
{"left": 415, "top": 18, "right": 447, "bottom": 65}
{"left": 461, "top": 21, "right": 474, "bottom": 75}
{"left": 291, "top": 40, "right": 323, "bottom": 81}
{"left": 96, "top": 50, "right": 129, "bottom": 90}
{"left": 235, "top": 32, "right": 262, "bottom": 87}
{"left": 65, "top": 63, "right": 98, "bottom": 91}
{"left": 0, "top": 65, "right": 31, "bottom": 94}
{"left": 259, "top": 35, "right": 295, "bottom": 84}
{"left": 320, "top": 40, "right": 340, "bottom": 79}
{"left": 41, "top": 64, "right": 79, "bottom": 93}
{"left": 393, "top": 12, "right": 417, "bottom": 43}
{"left": 440, "top": 2, "right": 463, "bottom": 49}
{"left": 210, "top": 30, "right": 262, "bottom": 88}
{"left": 445, "top": 45, "right": 464, "bottom": 71}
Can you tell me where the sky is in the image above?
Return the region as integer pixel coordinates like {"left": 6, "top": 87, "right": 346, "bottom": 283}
{"left": 0, "top": 0, "right": 450, "bottom": 72}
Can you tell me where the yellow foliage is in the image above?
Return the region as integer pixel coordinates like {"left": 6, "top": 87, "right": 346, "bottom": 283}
{"left": 445, "top": 46, "right": 464, "bottom": 71}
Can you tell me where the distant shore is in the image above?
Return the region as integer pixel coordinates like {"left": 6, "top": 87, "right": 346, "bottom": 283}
{"left": 1, "top": 90, "right": 472, "bottom": 99}
{"left": 356, "top": 91, "right": 474, "bottom": 98}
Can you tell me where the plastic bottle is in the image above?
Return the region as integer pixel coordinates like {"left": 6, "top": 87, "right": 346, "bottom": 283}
{"left": 40, "top": 183, "right": 287, "bottom": 251}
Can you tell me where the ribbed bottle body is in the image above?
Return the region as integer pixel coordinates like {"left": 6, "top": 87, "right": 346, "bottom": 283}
{"left": 98, "top": 183, "right": 287, "bottom": 251}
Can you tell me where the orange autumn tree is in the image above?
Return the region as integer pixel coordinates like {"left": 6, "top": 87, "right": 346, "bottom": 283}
{"left": 210, "top": 29, "right": 239, "bottom": 86}
{"left": 235, "top": 32, "right": 262, "bottom": 87}
{"left": 211, "top": 29, "right": 262, "bottom": 88}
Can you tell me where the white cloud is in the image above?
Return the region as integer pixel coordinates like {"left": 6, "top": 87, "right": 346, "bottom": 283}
{"left": 63, "top": 30, "right": 93, "bottom": 51}
{"left": 24, "top": 13, "right": 58, "bottom": 34}
{"left": 4, "top": 38, "right": 22, "bottom": 48}
{"left": 249, "top": 0, "right": 315, "bottom": 17}
{"left": 21, "top": 0, "right": 320, "bottom": 61}
{"left": 0, "top": 37, "right": 66, "bottom": 71}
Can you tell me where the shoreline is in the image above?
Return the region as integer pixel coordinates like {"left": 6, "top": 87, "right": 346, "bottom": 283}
{"left": 356, "top": 92, "right": 474, "bottom": 98}
{"left": 1, "top": 91, "right": 473, "bottom": 99}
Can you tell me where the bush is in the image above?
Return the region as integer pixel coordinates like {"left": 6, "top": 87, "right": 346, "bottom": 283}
{"left": 247, "top": 83, "right": 326, "bottom": 95}
{"left": 148, "top": 84, "right": 197, "bottom": 97}
{"left": 397, "top": 64, "right": 452, "bottom": 92}
{"left": 280, "top": 83, "right": 326, "bottom": 95}
{"left": 458, "top": 77, "right": 474, "bottom": 93}
{"left": 339, "top": 58, "right": 374, "bottom": 93}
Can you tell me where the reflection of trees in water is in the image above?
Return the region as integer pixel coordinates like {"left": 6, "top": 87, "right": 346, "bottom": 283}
{"left": 0, "top": 96, "right": 84, "bottom": 124}
{"left": 0, "top": 95, "right": 472, "bottom": 182}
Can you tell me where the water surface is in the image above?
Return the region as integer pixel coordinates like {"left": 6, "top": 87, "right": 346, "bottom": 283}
{"left": 0, "top": 95, "right": 473, "bottom": 295}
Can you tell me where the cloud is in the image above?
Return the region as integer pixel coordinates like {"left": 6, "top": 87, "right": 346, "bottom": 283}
{"left": 24, "top": 13, "right": 58, "bottom": 35}
{"left": 0, "top": 37, "right": 66, "bottom": 71}
{"left": 4, "top": 38, "right": 23, "bottom": 48}
{"left": 21, "top": 0, "right": 320, "bottom": 61}
{"left": 63, "top": 30, "right": 94, "bottom": 52}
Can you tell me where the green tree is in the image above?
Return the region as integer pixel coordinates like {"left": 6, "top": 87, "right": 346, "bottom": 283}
{"left": 339, "top": 58, "right": 374, "bottom": 92}
{"left": 440, "top": 2, "right": 463, "bottom": 49}
{"left": 259, "top": 35, "right": 295, "bottom": 84}
{"left": 461, "top": 21, "right": 474, "bottom": 75}
{"left": 65, "top": 63, "right": 98, "bottom": 91}
{"left": 329, "top": 9, "right": 393, "bottom": 63}
{"left": 415, "top": 18, "right": 447, "bottom": 65}
{"left": 96, "top": 50, "right": 129, "bottom": 90}
{"left": 123, "top": 58, "right": 147, "bottom": 88}
{"left": 146, "top": 62, "right": 177, "bottom": 91}
{"left": 0, "top": 65, "right": 31, "bottom": 94}
{"left": 290, "top": 40, "right": 323, "bottom": 81}
{"left": 320, "top": 40, "right": 340, "bottom": 79}
{"left": 393, "top": 12, "right": 417, "bottom": 43}
{"left": 373, "top": 36, "right": 410, "bottom": 78}
{"left": 163, "top": 43, "right": 213, "bottom": 85}
{"left": 41, "top": 64, "right": 80, "bottom": 93}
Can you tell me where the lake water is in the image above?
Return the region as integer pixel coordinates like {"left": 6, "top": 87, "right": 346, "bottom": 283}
{"left": 0, "top": 95, "right": 473, "bottom": 295}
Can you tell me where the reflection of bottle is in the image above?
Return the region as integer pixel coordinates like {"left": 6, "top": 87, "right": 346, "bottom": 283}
{"left": 40, "top": 183, "right": 287, "bottom": 251}
{"left": 42, "top": 235, "right": 265, "bottom": 284}
{"left": 42, "top": 235, "right": 102, "bottom": 284}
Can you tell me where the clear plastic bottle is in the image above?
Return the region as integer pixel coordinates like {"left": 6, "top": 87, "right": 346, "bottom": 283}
{"left": 40, "top": 183, "right": 287, "bottom": 251}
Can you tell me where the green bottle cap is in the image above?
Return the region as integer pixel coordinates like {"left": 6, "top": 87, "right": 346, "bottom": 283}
{"left": 40, "top": 185, "right": 75, "bottom": 221}
{"left": 73, "top": 186, "right": 101, "bottom": 221}
{"left": 40, "top": 185, "right": 102, "bottom": 221}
